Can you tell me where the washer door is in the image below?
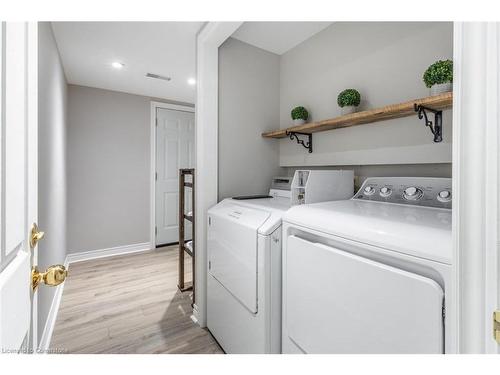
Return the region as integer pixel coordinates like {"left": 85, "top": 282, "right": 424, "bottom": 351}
{"left": 285, "top": 235, "right": 444, "bottom": 353}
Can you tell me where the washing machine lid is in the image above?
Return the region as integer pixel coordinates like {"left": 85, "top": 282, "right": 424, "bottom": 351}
{"left": 222, "top": 196, "right": 290, "bottom": 235}
{"left": 283, "top": 199, "right": 452, "bottom": 265}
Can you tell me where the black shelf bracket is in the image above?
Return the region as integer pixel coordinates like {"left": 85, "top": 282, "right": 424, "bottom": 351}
{"left": 286, "top": 131, "right": 313, "bottom": 153}
{"left": 414, "top": 104, "right": 443, "bottom": 143}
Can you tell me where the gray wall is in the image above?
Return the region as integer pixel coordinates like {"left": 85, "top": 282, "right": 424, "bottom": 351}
{"left": 38, "top": 22, "right": 68, "bottom": 342}
{"left": 218, "top": 38, "right": 283, "bottom": 200}
{"left": 67, "top": 85, "right": 152, "bottom": 253}
{"left": 279, "top": 22, "right": 453, "bottom": 171}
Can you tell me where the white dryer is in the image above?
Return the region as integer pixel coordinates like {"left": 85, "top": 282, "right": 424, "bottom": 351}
{"left": 207, "top": 170, "right": 354, "bottom": 353}
{"left": 282, "top": 177, "right": 453, "bottom": 354}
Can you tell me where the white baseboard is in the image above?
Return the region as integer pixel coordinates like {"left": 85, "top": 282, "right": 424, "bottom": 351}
{"left": 191, "top": 303, "right": 201, "bottom": 326}
{"left": 66, "top": 242, "right": 153, "bottom": 264}
{"left": 38, "top": 258, "right": 69, "bottom": 353}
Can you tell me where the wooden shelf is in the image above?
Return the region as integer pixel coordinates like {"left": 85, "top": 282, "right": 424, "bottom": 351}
{"left": 178, "top": 168, "right": 195, "bottom": 298}
{"left": 262, "top": 92, "right": 452, "bottom": 139}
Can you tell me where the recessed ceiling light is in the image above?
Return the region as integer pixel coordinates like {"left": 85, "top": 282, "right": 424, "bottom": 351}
{"left": 187, "top": 78, "right": 196, "bottom": 86}
{"left": 112, "top": 62, "right": 124, "bottom": 69}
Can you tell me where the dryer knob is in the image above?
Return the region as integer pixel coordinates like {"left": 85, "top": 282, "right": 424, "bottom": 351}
{"left": 437, "top": 190, "right": 452, "bottom": 202}
{"left": 403, "top": 186, "right": 423, "bottom": 200}
{"left": 379, "top": 187, "right": 392, "bottom": 197}
{"left": 363, "top": 186, "right": 375, "bottom": 196}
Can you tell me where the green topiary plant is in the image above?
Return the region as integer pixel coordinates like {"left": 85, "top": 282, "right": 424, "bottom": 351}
{"left": 337, "top": 89, "right": 361, "bottom": 108}
{"left": 423, "top": 59, "right": 453, "bottom": 88}
{"left": 291, "top": 106, "right": 309, "bottom": 121}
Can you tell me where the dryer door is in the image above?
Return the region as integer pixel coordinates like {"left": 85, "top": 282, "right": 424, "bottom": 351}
{"left": 208, "top": 204, "right": 270, "bottom": 313}
{"left": 285, "top": 235, "right": 444, "bottom": 353}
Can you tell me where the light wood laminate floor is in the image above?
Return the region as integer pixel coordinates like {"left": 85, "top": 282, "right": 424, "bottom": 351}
{"left": 50, "top": 246, "right": 223, "bottom": 354}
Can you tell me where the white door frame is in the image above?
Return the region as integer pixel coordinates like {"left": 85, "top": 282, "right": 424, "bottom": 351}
{"left": 193, "top": 22, "right": 242, "bottom": 326}
{"left": 452, "top": 22, "right": 500, "bottom": 353}
{"left": 149, "top": 101, "right": 195, "bottom": 249}
{"left": 27, "top": 22, "right": 39, "bottom": 352}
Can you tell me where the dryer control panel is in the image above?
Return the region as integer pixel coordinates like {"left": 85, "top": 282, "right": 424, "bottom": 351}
{"left": 353, "top": 177, "right": 452, "bottom": 209}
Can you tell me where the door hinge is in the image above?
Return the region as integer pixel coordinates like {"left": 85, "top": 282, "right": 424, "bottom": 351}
{"left": 155, "top": 118, "right": 158, "bottom": 127}
{"left": 208, "top": 260, "right": 211, "bottom": 270}
{"left": 155, "top": 226, "right": 157, "bottom": 236}
{"left": 155, "top": 172, "right": 157, "bottom": 181}
{"left": 494, "top": 310, "right": 500, "bottom": 344}
{"left": 208, "top": 217, "right": 211, "bottom": 226}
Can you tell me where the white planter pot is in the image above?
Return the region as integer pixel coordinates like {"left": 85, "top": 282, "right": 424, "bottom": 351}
{"left": 430, "top": 82, "right": 452, "bottom": 95}
{"left": 340, "top": 106, "right": 357, "bottom": 116}
{"left": 293, "top": 119, "right": 306, "bottom": 125}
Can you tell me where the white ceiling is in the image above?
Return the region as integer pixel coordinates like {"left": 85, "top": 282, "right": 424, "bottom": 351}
{"left": 52, "top": 22, "right": 204, "bottom": 103}
{"left": 231, "top": 22, "right": 333, "bottom": 55}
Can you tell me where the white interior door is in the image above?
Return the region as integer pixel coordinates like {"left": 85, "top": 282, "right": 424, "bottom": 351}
{"left": 0, "top": 22, "right": 38, "bottom": 353}
{"left": 155, "top": 107, "right": 195, "bottom": 246}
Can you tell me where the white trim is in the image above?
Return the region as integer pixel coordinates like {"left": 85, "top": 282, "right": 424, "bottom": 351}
{"left": 449, "top": 22, "right": 463, "bottom": 354}
{"left": 149, "top": 101, "right": 195, "bottom": 249}
{"left": 195, "top": 22, "right": 242, "bottom": 328}
{"left": 66, "top": 242, "right": 152, "bottom": 264}
{"left": 0, "top": 23, "right": 3, "bottom": 268}
{"left": 483, "top": 22, "right": 500, "bottom": 355}
{"left": 38, "top": 258, "right": 68, "bottom": 353}
{"left": 190, "top": 303, "right": 199, "bottom": 325}
{"left": 151, "top": 101, "right": 194, "bottom": 114}
{"left": 26, "top": 21, "right": 38, "bottom": 352}
{"left": 452, "top": 22, "right": 500, "bottom": 353}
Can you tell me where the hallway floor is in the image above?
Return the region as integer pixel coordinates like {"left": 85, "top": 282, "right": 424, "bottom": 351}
{"left": 50, "top": 246, "right": 223, "bottom": 354}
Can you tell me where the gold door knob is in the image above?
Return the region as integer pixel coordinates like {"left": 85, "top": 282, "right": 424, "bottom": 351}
{"left": 31, "top": 264, "right": 68, "bottom": 291}
{"left": 30, "top": 223, "right": 45, "bottom": 248}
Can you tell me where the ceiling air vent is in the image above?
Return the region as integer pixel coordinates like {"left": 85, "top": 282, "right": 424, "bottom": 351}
{"left": 146, "top": 73, "right": 171, "bottom": 81}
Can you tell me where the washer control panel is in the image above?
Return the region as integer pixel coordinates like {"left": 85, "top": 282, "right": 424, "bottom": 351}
{"left": 354, "top": 177, "right": 452, "bottom": 209}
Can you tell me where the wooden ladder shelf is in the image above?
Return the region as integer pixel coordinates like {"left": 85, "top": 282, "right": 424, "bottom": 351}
{"left": 178, "top": 168, "right": 195, "bottom": 305}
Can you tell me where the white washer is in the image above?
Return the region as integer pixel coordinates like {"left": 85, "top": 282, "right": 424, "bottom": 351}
{"left": 282, "top": 177, "right": 453, "bottom": 354}
{"left": 207, "top": 194, "right": 290, "bottom": 354}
